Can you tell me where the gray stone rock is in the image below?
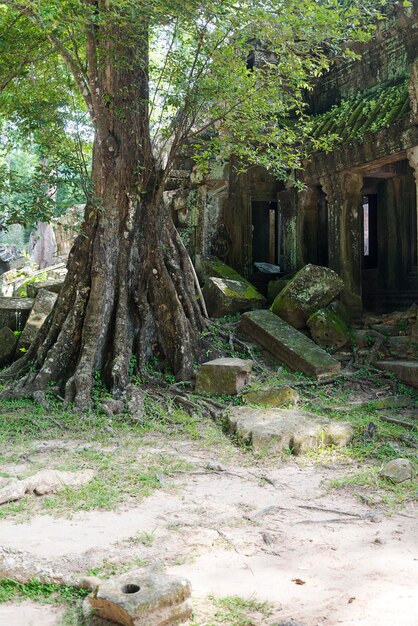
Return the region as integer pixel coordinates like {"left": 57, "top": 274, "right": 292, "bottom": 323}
{"left": 271, "top": 264, "right": 344, "bottom": 329}
{"left": 275, "top": 621, "right": 307, "bottom": 626}
{"left": 202, "top": 277, "right": 266, "bottom": 318}
{"left": 375, "top": 360, "right": 418, "bottom": 389}
{"left": 243, "top": 386, "right": 299, "bottom": 407}
{"left": 0, "top": 297, "right": 33, "bottom": 331}
{"left": 196, "top": 357, "right": 253, "bottom": 395}
{"left": 240, "top": 310, "right": 341, "bottom": 379}
{"left": 195, "top": 255, "right": 247, "bottom": 285}
{"left": 307, "top": 308, "right": 352, "bottom": 352}
{"left": 0, "top": 327, "right": 18, "bottom": 367}
{"left": 267, "top": 279, "right": 290, "bottom": 305}
{"left": 380, "top": 458, "right": 413, "bottom": 483}
{"left": 26, "top": 279, "right": 64, "bottom": 299}
{"left": 227, "top": 407, "right": 353, "bottom": 454}
{"left": 17, "top": 289, "right": 58, "bottom": 351}
{"left": 0, "top": 478, "right": 26, "bottom": 505}
{"left": 87, "top": 568, "right": 192, "bottom": 626}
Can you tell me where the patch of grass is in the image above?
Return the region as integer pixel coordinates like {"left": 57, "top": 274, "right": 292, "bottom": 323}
{"left": 0, "top": 578, "right": 89, "bottom": 605}
{"left": 190, "top": 595, "right": 273, "bottom": 626}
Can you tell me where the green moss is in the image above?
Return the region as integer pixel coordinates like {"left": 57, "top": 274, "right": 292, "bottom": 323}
{"left": 203, "top": 257, "right": 248, "bottom": 283}
{"left": 310, "top": 79, "right": 410, "bottom": 151}
{"left": 223, "top": 281, "right": 264, "bottom": 301}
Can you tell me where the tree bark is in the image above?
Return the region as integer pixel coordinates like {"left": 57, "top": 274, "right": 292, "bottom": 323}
{"left": 0, "top": 8, "right": 205, "bottom": 409}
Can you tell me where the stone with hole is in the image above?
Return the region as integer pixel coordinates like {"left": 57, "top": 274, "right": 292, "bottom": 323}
{"left": 195, "top": 357, "right": 253, "bottom": 395}
{"left": 87, "top": 568, "right": 192, "bottom": 626}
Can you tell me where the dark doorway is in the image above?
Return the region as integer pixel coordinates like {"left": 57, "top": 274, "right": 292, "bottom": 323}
{"left": 251, "top": 199, "right": 279, "bottom": 265}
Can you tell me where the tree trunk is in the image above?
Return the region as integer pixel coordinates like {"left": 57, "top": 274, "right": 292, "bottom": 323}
{"left": 0, "top": 12, "right": 205, "bottom": 409}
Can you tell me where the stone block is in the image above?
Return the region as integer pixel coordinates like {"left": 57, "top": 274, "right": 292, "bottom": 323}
{"left": 196, "top": 255, "right": 246, "bottom": 284}
{"left": 87, "top": 568, "right": 192, "bottom": 626}
{"left": 267, "top": 279, "right": 290, "bottom": 305}
{"left": 271, "top": 264, "right": 344, "bottom": 329}
{"left": 0, "top": 327, "right": 18, "bottom": 367}
{"left": 18, "top": 289, "right": 58, "bottom": 351}
{"left": 227, "top": 407, "right": 353, "bottom": 454}
{"left": 243, "top": 386, "right": 299, "bottom": 407}
{"left": 195, "top": 357, "right": 253, "bottom": 395}
{"left": 375, "top": 360, "right": 418, "bottom": 388}
{"left": 240, "top": 310, "right": 341, "bottom": 379}
{"left": 26, "top": 279, "right": 64, "bottom": 299}
{"left": 202, "top": 277, "right": 266, "bottom": 318}
{"left": 380, "top": 458, "right": 413, "bottom": 483}
{"left": 0, "top": 297, "right": 33, "bottom": 331}
{"left": 307, "top": 308, "right": 352, "bottom": 352}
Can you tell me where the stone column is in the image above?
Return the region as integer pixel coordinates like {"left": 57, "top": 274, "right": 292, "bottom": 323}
{"left": 320, "top": 171, "right": 363, "bottom": 316}
{"left": 406, "top": 146, "right": 418, "bottom": 272}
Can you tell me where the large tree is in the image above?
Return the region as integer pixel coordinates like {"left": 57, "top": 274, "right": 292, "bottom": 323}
{"left": 0, "top": 0, "right": 382, "bottom": 408}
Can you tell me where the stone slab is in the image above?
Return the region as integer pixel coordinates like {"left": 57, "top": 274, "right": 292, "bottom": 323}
{"left": 18, "top": 289, "right": 58, "bottom": 351}
{"left": 0, "top": 297, "right": 33, "bottom": 332}
{"left": 202, "top": 277, "right": 266, "bottom": 318}
{"left": 227, "top": 407, "right": 353, "bottom": 454}
{"left": 271, "top": 264, "right": 344, "bottom": 329}
{"left": 375, "top": 360, "right": 418, "bottom": 388}
{"left": 240, "top": 310, "right": 341, "bottom": 379}
{"left": 26, "top": 279, "right": 64, "bottom": 299}
{"left": 87, "top": 568, "right": 192, "bottom": 626}
{"left": 0, "top": 327, "right": 18, "bottom": 367}
{"left": 196, "top": 357, "right": 253, "bottom": 395}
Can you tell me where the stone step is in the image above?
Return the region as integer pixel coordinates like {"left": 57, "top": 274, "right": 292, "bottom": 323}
{"left": 240, "top": 309, "right": 341, "bottom": 379}
{"left": 0, "top": 297, "right": 34, "bottom": 332}
{"left": 375, "top": 360, "right": 418, "bottom": 389}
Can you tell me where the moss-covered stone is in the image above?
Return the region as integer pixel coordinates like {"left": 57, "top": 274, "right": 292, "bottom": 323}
{"left": 203, "top": 277, "right": 266, "bottom": 318}
{"left": 195, "top": 357, "right": 253, "bottom": 395}
{"left": 241, "top": 309, "right": 341, "bottom": 379}
{"left": 271, "top": 264, "right": 344, "bottom": 329}
{"left": 243, "top": 386, "right": 299, "bottom": 407}
{"left": 307, "top": 308, "right": 353, "bottom": 352}
{"left": 267, "top": 279, "right": 290, "bottom": 305}
{"left": 196, "top": 255, "right": 249, "bottom": 285}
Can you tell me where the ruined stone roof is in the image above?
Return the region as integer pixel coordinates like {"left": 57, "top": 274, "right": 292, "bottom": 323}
{"left": 309, "top": 79, "right": 410, "bottom": 150}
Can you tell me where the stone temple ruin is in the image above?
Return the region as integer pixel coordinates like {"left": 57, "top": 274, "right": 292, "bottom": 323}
{"left": 1, "top": 3, "right": 417, "bottom": 389}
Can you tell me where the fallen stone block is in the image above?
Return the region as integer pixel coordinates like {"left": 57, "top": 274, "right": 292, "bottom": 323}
{"left": 202, "top": 277, "right": 266, "bottom": 317}
{"left": 307, "top": 308, "right": 352, "bottom": 352}
{"left": 386, "top": 336, "right": 416, "bottom": 359}
{"left": 87, "top": 568, "right": 192, "bottom": 626}
{"left": 227, "top": 407, "right": 353, "bottom": 454}
{"left": 196, "top": 255, "right": 247, "bottom": 285}
{"left": 0, "top": 297, "right": 33, "bottom": 331}
{"left": 196, "top": 357, "right": 253, "bottom": 395}
{"left": 17, "top": 288, "right": 58, "bottom": 351}
{"left": 267, "top": 279, "right": 290, "bottom": 305}
{"left": 271, "top": 264, "right": 344, "bottom": 329}
{"left": 380, "top": 458, "right": 413, "bottom": 483}
{"left": 240, "top": 310, "right": 341, "bottom": 379}
{"left": 0, "top": 327, "right": 18, "bottom": 367}
{"left": 375, "top": 360, "right": 418, "bottom": 388}
{"left": 0, "top": 478, "right": 26, "bottom": 505}
{"left": 243, "top": 386, "right": 299, "bottom": 407}
{"left": 26, "top": 279, "right": 64, "bottom": 299}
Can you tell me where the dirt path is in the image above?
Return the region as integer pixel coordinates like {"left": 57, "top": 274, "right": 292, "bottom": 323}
{"left": 0, "top": 435, "right": 416, "bottom": 626}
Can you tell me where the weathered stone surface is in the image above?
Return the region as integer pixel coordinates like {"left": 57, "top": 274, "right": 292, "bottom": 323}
{"left": 26, "top": 279, "right": 64, "bottom": 299}
{"left": 227, "top": 407, "right": 353, "bottom": 454}
{"left": 267, "top": 279, "right": 290, "bottom": 305}
{"left": 386, "top": 336, "right": 416, "bottom": 358}
{"left": 380, "top": 458, "right": 413, "bottom": 483}
{"left": 196, "top": 358, "right": 253, "bottom": 395}
{"left": 307, "top": 308, "right": 352, "bottom": 352}
{"left": 0, "top": 297, "right": 33, "bottom": 331}
{"left": 87, "top": 568, "right": 192, "bottom": 626}
{"left": 241, "top": 310, "right": 341, "bottom": 379}
{"left": 0, "top": 327, "right": 18, "bottom": 367}
{"left": 196, "top": 255, "right": 247, "bottom": 284}
{"left": 370, "top": 324, "right": 400, "bottom": 337}
{"left": 243, "top": 386, "right": 299, "bottom": 407}
{"left": 271, "top": 264, "right": 344, "bottom": 329}
{"left": 375, "top": 360, "right": 418, "bottom": 388}
{"left": 0, "top": 470, "right": 95, "bottom": 505}
{"left": 18, "top": 289, "right": 58, "bottom": 351}
{"left": 202, "top": 277, "right": 266, "bottom": 318}
{"left": 0, "top": 478, "right": 26, "bottom": 505}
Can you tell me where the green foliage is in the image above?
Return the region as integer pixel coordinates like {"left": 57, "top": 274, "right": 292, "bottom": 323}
{"left": 0, "top": 578, "right": 89, "bottom": 605}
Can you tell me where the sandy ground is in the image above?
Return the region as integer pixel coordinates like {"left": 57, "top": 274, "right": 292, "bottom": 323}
{"left": 0, "top": 436, "right": 416, "bottom": 626}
